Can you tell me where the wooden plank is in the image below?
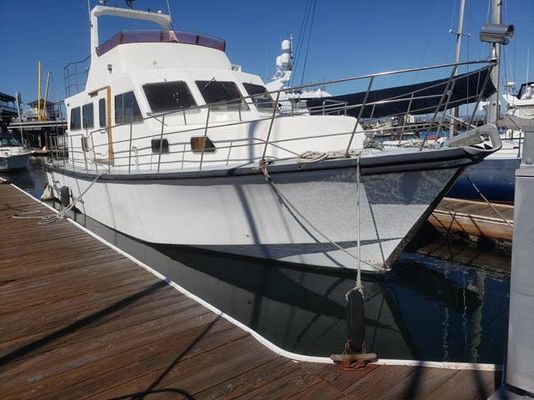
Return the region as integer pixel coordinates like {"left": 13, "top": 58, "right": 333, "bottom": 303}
{"left": 341, "top": 365, "right": 417, "bottom": 398}
{"left": 193, "top": 357, "right": 304, "bottom": 400}
{"left": 84, "top": 322, "right": 248, "bottom": 400}
{"left": 1, "top": 311, "right": 220, "bottom": 399}
{"left": 78, "top": 334, "right": 269, "bottom": 400}
{"left": 424, "top": 369, "right": 498, "bottom": 400}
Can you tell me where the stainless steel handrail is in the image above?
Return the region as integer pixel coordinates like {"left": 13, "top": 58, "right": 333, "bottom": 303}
{"left": 56, "top": 58, "right": 496, "bottom": 174}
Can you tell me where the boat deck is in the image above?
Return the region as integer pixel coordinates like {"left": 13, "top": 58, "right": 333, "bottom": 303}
{"left": 430, "top": 197, "right": 514, "bottom": 243}
{"left": 0, "top": 183, "right": 500, "bottom": 399}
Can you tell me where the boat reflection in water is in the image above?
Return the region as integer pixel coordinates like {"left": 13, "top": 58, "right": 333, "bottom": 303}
{"left": 14, "top": 168, "right": 510, "bottom": 364}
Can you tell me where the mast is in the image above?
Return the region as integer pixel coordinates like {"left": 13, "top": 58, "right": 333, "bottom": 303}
{"left": 450, "top": 0, "right": 466, "bottom": 138}
{"left": 37, "top": 61, "right": 42, "bottom": 122}
{"left": 15, "top": 92, "right": 24, "bottom": 146}
{"left": 487, "top": 0, "right": 502, "bottom": 124}
{"left": 453, "top": 0, "right": 466, "bottom": 68}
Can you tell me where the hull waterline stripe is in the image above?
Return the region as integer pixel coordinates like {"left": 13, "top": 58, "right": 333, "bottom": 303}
{"left": 10, "top": 183, "right": 501, "bottom": 372}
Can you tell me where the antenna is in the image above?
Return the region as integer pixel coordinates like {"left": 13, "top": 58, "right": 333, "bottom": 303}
{"left": 87, "top": 0, "right": 92, "bottom": 27}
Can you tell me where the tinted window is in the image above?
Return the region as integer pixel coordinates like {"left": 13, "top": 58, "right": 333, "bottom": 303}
{"left": 243, "top": 83, "right": 274, "bottom": 111}
{"left": 143, "top": 81, "right": 196, "bottom": 112}
{"left": 196, "top": 80, "right": 248, "bottom": 111}
{"left": 114, "top": 91, "right": 142, "bottom": 124}
{"left": 82, "top": 103, "right": 94, "bottom": 129}
{"left": 70, "top": 107, "right": 81, "bottom": 130}
{"left": 99, "top": 98, "right": 106, "bottom": 127}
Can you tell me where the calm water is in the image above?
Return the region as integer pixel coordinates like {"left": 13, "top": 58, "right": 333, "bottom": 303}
{"left": 4, "top": 165, "right": 510, "bottom": 364}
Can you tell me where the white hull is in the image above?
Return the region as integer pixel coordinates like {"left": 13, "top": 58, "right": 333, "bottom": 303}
{"left": 47, "top": 162, "right": 459, "bottom": 273}
{"left": 0, "top": 152, "right": 30, "bottom": 171}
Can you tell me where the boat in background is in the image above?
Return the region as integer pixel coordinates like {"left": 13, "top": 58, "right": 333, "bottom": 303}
{"left": 265, "top": 37, "right": 331, "bottom": 113}
{"left": 447, "top": 83, "right": 532, "bottom": 203}
{"left": 0, "top": 127, "right": 31, "bottom": 171}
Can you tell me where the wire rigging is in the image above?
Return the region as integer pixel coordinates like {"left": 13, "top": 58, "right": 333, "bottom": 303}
{"left": 292, "top": 0, "right": 312, "bottom": 86}
{"left": 299, "top": 0, "right": 318, "bottom": 85}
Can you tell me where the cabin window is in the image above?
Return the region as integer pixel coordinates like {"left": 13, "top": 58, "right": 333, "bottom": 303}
{"left": 143, "top": 81, "right": 197, "bottom": 112}
{"left": 114, "top": 91, "right": 142, "bottom": 124}
{"left": 70, "top": 107, "right": 81, "bottom": 130}
{"left": 243, "top": 83, "right": 274, "bottom": 111}
{"left": 151, "top": 138, "right": 169, "bottom": 154}
{"left": 196, "top": 80, "right": 249, "bottom": 111}
{"left": 99, "top": 98, "right": 106, "bottom": 127}
{"left": 82, "top": 103, "right": 94, "bottom": 129}
{"left": 190, "top": 136, "right": 216, "bottom": 153}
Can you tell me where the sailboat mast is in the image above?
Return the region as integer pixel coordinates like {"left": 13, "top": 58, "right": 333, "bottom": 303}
{"left": 450, "top": 0, "right": 466, "bottom": 138}
{"left": 487, "top": 0, "right": 502, "bottom": 124}
{"left": 454, "top": 0, "right": 466, "bottom": 66}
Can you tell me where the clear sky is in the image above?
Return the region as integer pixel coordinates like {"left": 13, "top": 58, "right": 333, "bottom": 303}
{"left": 0, "top": 0, "right": 532, "bottom": 103}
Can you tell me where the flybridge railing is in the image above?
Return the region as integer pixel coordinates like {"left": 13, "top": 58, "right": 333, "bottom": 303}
{"left": 64, "top": 56, "right": 90, "bottom": 98}
{"left": 51, "top": 58, "right": 497, "bottom": 174}
{"left": 96, "top": 30, "right": 226, "bottom": 57}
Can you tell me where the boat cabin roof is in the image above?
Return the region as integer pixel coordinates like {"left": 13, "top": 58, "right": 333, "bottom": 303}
{"left": 96, "top": 30, "right": 226, "bottom": 57}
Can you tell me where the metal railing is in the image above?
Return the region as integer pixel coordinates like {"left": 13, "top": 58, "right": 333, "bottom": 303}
{"left": 51, "top": 58, "right": 497, "bottom": 175}
{"left": 64, "top": 56, "right": 90, "bottom": 98}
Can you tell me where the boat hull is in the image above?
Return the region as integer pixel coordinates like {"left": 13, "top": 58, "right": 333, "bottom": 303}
{"left": 447, "top": 157, "right": 520, "bottom": 203}
{"left": 0, "top": 153, "right": 30, "bottom": 171}
{"left": 46, "top": 159, "right": 462, "bottom": 273}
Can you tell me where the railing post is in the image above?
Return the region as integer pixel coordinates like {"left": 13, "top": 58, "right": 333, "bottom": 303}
{"left": 128, "top": 122, "right": 133, "bottom": 174}
{"left": 399, "top": 92, "right": 415, "bottom": 144}
{"left": 181, "top": 143, "right": 186, "bottom": 169}
{"left": 157, "top": 115, "right": 166, "bottom": 173}
{"left": 70, "top": 136, "right": 75, "bottom": 169}
{"left": 419, "top": 65, "right": 458, "bottom": 150}
{"left": 261, "top": 91, "right": 281, "bottom": 162}
{"left": 91, "top": 134, "right": 98, "bottom": 173}
{"left": 226, "top": 141, "right": 233, "bottom": 165}
{"left": 467, "top": 67, "right": 493, "bottom": 128}
{"left": 199, "top": 107, "right": 211, "bottom": 171}
{"left": 62, "top": 135, "right": 67, "bottom": 168}
{"left": 345, "top": 77, "right": 374, "bottom": 157}
{"left": 82, "top": 135, "right": 88, "bottom": 171}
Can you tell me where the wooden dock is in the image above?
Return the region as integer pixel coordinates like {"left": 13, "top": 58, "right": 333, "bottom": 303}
{"left": 0, "top": 184, "right": 500, "bottom": 399}
{"left": 429, "top": 198, "right": 514, "bottom": 244}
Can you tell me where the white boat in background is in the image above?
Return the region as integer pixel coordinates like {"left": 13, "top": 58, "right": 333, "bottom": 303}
{"left": 46, "top": 4, "right": 501, "bottom": 273}
{"left": 0, "top": 129, "right": 30, "bottom": 171}
{"left": 503, "top": 82, "right": 534, "bottom": 120}
{"left": 265, "top": 37, "right": 331, "bottom": 113}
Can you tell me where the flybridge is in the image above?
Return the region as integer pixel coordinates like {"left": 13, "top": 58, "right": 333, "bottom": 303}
{"left": 95, "top": 30, "right": 226, "bottom": 57}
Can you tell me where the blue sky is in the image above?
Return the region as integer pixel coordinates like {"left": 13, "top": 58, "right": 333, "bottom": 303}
{"left": 0, "top": 0, "right": 532, "bottom": 103}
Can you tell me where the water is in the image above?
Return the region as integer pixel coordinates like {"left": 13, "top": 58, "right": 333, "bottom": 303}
{"left": 6, "top": 165, "right": 510, "bottom": 364}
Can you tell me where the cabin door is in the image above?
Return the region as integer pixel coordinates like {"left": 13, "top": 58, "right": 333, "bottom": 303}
{"left": 89, "top": 87, "right": 114, "bottom": 166}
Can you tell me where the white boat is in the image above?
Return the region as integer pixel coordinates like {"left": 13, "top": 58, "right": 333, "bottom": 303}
{"left": 0, "top": 130, "right": 30, "bottom": 171}
{"left": 46, "top": 4, "right": 500, "bottom": 273}
{"left": 265, "top": 37, "right": 331, "bottom": 113}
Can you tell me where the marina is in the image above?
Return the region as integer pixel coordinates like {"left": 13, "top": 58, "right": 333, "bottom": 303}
{"left": 1, "top": 0, "right": 534, "bottom": 398}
